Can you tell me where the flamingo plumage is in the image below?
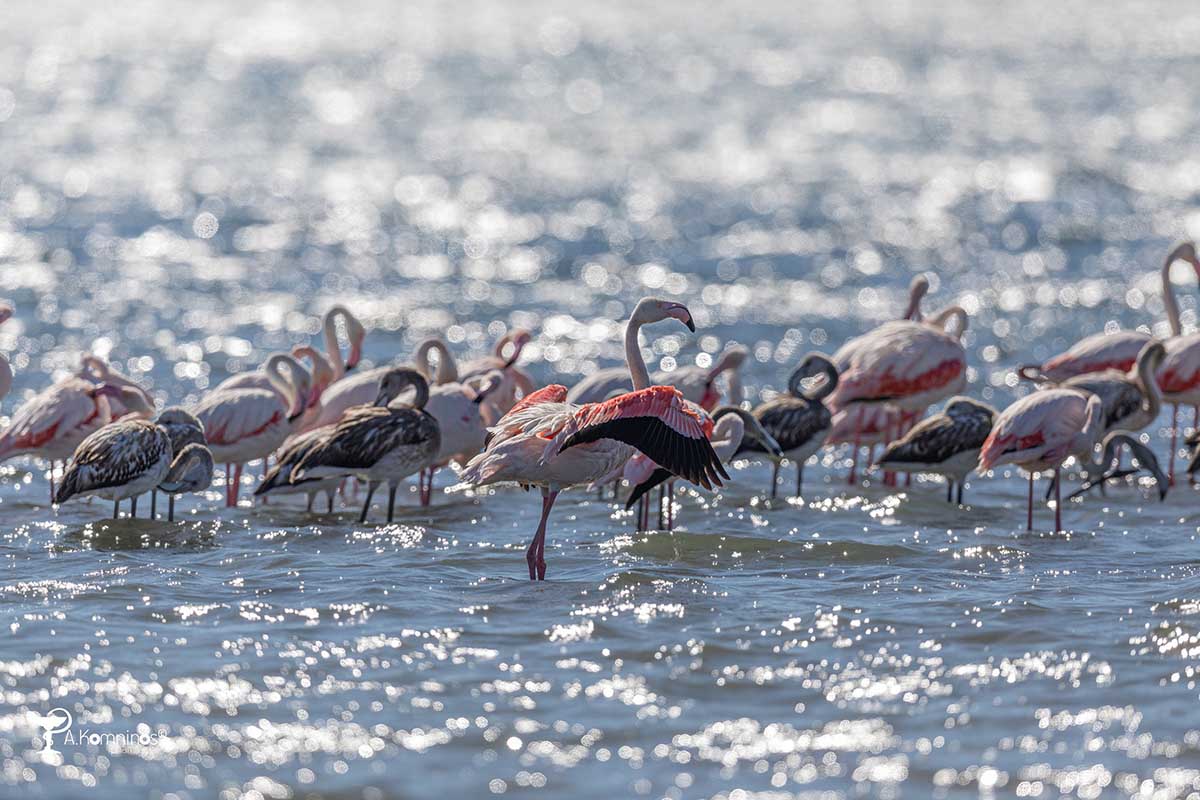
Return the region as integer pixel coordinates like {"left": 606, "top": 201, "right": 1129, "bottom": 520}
{"left": 978, "top": 388, "right": 1104, "bottom": 532}
{"left": 193, "top": 359, "right": 311, "bottom": 507}
{"left": 460, "top": 298, "right": 727, "bottom": 580}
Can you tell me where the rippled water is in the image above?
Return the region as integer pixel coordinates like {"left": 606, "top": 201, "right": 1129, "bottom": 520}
{"left": 3, "top": 0, "right": 1200, "bottom": 797}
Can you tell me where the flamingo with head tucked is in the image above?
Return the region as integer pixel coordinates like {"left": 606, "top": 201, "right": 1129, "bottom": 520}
{"left": 978, "top": 388, "right": 1105, "bottom": 532}
{"left": 0, "top": 376, "right": 154, "bottom": 501}
{"left": 54, "top": 417, "right": 173, "bottom": 519}
{"left": 876, "top": 396, "right": 995, "bottom": 504}
{"left": 459, "top": 298, "right": 727, "bottom": 580}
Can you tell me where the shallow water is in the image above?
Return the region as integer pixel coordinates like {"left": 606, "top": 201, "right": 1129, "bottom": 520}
{"left": 2, "top": 0, "right": 1200, "bottom": 797}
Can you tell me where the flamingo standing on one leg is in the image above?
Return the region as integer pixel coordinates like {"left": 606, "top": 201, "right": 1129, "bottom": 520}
{"left": 192, "top": 359, "right": 311, "bottom": 507}
{"left": 459, "top": 298, "right": 728, "bottom": 580}
{"left": 977, "top": 388, "right": 1104, "bottom": 532}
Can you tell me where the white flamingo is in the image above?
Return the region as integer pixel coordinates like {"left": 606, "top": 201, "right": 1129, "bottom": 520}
{"left": 978, "top": 388, "right": 1104, "bottom": 532}
{"left": 459, "top": 298, "right": 727, "bottom": 580}
{"left": 459, "top": 329, "right": 536, "bottom": 413}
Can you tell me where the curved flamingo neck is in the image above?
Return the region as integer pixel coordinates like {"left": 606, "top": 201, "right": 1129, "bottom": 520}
{"left": 1163, "top": 250, "right": 1185, "bottom": 338}
{"left": 625, "top": 307, "right": 653, "bottom": 391}
{"left": 1134, "top": 350, "right": 1163, "bottom": 421}
{"left": 323, "top": 312, "right": 348, "bottom": 378}
{"left": 264, "top": 356, "right": 305, "bottom": 417}
{"left": 415, "top": 338, "right": 460, "bottom": 384}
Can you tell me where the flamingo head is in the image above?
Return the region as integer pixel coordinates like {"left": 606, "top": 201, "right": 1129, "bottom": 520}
{"left": 1169, "top": 241, "right": 1200, "bottom": 279}
{"left": 903, "top": 274, "right": 930, "bottom": 321}
{"left": 91, "top": 383, "right": 155, "bottom": 418}
{"left": 292, "top": 345, "right": 335, "bottom": 405}
{"left": 635, "top": 298, "right": 695, "bottom": 331}
{"left": 499, "top": 329, "right": 533, "bottom": 367}
{"left": 0, "top": 304, "right": 13, "bottom": 326}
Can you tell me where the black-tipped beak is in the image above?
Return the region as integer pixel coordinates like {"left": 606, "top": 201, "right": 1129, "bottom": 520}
{"left": 684, "top": 315, "right": 696, "bottom": 332}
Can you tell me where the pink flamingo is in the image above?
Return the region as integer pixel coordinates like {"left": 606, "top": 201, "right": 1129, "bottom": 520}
{"left": 0, "top": 374, "right": 154, "bottom": 501}
{"left": 829, "top": 307, "right": 968, "bottom": 484}
{"left": 192, "top": 359, "right": 311, "bottom": 507}
{"left": 460, "top": 298, "right": 727, "bottom": 580}
{"left": 1019, "top": 242, "right": 1199, "bottom": 383}
{"left": 978, "top": 388, "right": 1104, "bottom": 532}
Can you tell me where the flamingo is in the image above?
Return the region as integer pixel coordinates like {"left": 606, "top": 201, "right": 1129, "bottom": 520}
{"left": 54, "top": 418, "right": 173, "bottom": 519}
{"left": 829, "top": 304, "right": 968, "bottom": 481}
{"left": 290, "top": 368, "right": 441, "bottom": 524}
{"left": 148, "top": 407, "right": 207, "bottom": 518}
{"left": 0, "top": 377, "right": 154, "bottom": 501}
{"left": 567, "top": 343, "right": 749, "bottom": 411}
{"left": 158, "top": 444, "right": 215, "bottom": 522}
{"left": 1018, "top": 242, "right": 1198, "bottom": 383}
{"left": 978, "top": 388, "right": 1104, "bottom": 532}
{"left": 624, "top": 405, "right": 781, "bottom": 531}
{"left": 254, "top": 426, "right": 342, "bottom": 512}
{"left": 459, "top": 297, "right": 727, "bottom": 580}
{"left": 192, "top": 358, "right": 311, "bottom": 507}
{"left": 736, "top": 353, "right": 838, "bottom": 499}
{"left": 1068, "top": 432, "right": 1167, "bottom": 502}
{"left": 876, "top": 396, "right": 995, "bottom": 503}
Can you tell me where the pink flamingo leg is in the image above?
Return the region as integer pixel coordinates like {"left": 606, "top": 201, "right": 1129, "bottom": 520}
{"left": 1168, "top": 403, "right": 1179, "bottom": 487}
{"left": 1027, "top": 472, "right": 1034, "bottom": 531}
{"left": 527, "top": 489, "right": 558, "bottom": 581}
{"left": 1054, "top": 467, "right": 1063, "bottom": 532}
{"left": 231, "top": 463, "right": 244, "bottom": 507}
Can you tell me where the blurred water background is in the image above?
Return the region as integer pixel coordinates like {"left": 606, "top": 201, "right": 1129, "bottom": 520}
{"left": 2, "top": 1, "right": 1200, "bottom": 797}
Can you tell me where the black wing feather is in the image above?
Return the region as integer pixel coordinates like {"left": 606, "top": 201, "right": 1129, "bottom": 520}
{"left": 558, "top": 416, "right": 728, "bottom": 488}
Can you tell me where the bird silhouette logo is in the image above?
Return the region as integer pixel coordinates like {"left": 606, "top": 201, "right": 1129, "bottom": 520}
{"left": 35, "top": 708, "right": 73, "bottom": 755}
